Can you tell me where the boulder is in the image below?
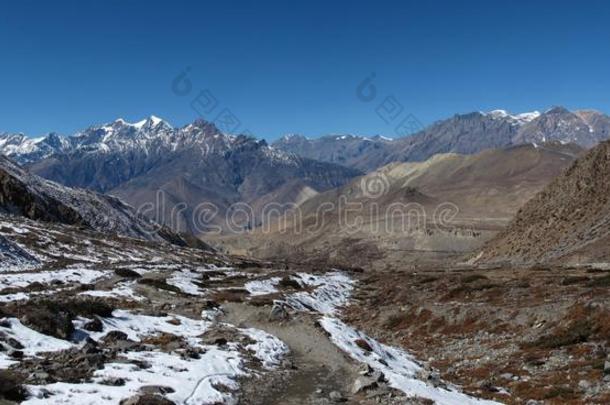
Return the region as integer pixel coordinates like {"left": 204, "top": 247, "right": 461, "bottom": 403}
{"left": 120, "top": 394, "right": 175, "bottom": 405}
{"left": 269, "top": 303, "right": 289, "bottom": 321}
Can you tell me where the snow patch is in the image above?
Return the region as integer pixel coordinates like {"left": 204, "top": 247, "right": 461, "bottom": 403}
{"left": 166, "top": 269, "right": 205, "bottom": 296}
{"left": 0, "top": 268, "right": 106, "bottom": 290}
{"left": 0, "top": 318, "right": 73, "bottom": 355}
{"left": 284, "top": 272, "right": 354, "bottom": 315}
{"left": 319, "top": 317, "right": 501, "bottom": 404}
{"left": 79, "top": 282, "right": 145, "bottom": 302}
{"left": 244, "top": 277, "right": 281, "bottom": 296}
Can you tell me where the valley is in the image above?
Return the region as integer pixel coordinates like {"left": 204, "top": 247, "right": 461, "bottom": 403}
{"left": 1, "top": 107, "right": 610, "bottom": 404}
{"left": 0, "top": 214, "right": 501, "bottom": 405}
{"left": 4, "top": 1, "right": 610, "bottom": 403}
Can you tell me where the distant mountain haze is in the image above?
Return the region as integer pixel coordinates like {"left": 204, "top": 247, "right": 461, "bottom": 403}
{"left": 1, "top": 107, "right": 607, "bottom": 238}
{"left": 1, "top": 117, "right": 360, "bottom": 234}
{"left": 273, "top": 108, "right": 610, "bottom": 171}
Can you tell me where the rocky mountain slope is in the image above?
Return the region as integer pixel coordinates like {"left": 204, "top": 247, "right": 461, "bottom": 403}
{"left": 0, "top": 209, "right": 502, "bottom": 404}
{"left": 478, "top": 140, "right": 610, "bottom": 264}
{"left": 273, "top": 134, "right": 396, "bottom": 173}
{"left": 273, "top": 108, "right": 610, "bottom": 172}
{"left": 214, "top": 142, "right": 582, "bottom": 267}
{"left": 5, "top": 118, "right": 360, "bottom": 234}
{"left": 0, "top": 132, "right": 72, "bottom": 165}
{"left": 0, "top": 155, "right": 193, "bottom": 246}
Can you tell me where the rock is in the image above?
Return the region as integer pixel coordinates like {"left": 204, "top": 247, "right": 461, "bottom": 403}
{"left": 114, "top": 268, "right": 142, "bottom": 278}
{"left": 500, "top": 373, "right": 514, "bottom": 380}
{"left": 604, "top": 359, "right": 610, "bottom": 375}
{"left": 269, "top": 303, "right": 289, "bottom": 321}
{"left": 100, "top": 377, "right": 126, "bottom": 386}
{"left": 140, "top": 385, "right": 175, "bottom": 395}
{"left": 84, "top": 318, "right": 103, "bottom": 332}
{"left": 478, "top": 380, "right": 500, "bottom": 393}
{"left": 200, "top": 326, "right": 240, "bottom": 346}
{"left": 417, "top": 368, "right": 442, "bottom": 388}
{"left": 30, "top": 372, "right": 49, "bottom": 382}
{"left": 0, "top": 370, "right": 26, "bottom": 402}
{"left": 8, "top": 350, "right": 23, "bottom": 359}
{"left": 578, "top": 380, "right": 591, "bottom": 390}
{"left": 358, "top": 363, "right": 374, "bottom": 375}
{"left": 354, "top": 339, "right": 373, "bottom": 352}
{"left": 329, "top": 390, "right": 346, "bottom": 402}
{"left": 6, "top": 338, "right": 23, "bottom": 350}
{"left": 120, "top": 394, "right": 175, "bottom": 405}
{"left": 83, "top": 338, "right": 101, "bottom": 354}
{"left": 352, "top": 376, "right": 378, "bottom": 394}
{"left": 139, "top": 309, "right": 168, "bottom": 317}
{"left": 20, "top": 303, "right": 74, "bottom": 340}
{"left": 102, "top": 331, "right": 129, "bottom": 343}
{"left": 180, "top": 348, "right": 202, "bottom": 360}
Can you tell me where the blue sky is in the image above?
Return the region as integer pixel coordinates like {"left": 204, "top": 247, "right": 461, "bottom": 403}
{"left": 1, "top": 0, "right": 610, "bottom": 139}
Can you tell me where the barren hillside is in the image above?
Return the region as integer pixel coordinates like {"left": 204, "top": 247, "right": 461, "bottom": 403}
{"left": 479, "top": 140, "right": 610, "bottom": 264}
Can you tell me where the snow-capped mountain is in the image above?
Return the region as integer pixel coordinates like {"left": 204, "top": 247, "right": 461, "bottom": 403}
{"left": 485, "top": 109, "right": 541, "bottom": 124}
{"left": 0, "top": 132, "right": 73, "bottom": 165}
{"left": 273, "top": 108, "right": 610, "bottom": 171}
{"left": 1, "top": 108, "right": 608, "bottom": 233}
{"left": 2, "top": 118, "right": 361, "bottom": 234}
{"left": 272, "top": 133, "right": 395, "bottom": 172}
{"left": 513, "top": 107, "right": 610, "bottom": 148}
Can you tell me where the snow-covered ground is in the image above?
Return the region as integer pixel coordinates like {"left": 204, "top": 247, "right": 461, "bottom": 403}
{"left": 79, "top": 281, "right": 145, "bottom": 302}
{"left": 281, "top": 271, "right": 501, "bottom": 404}
{"left": 283, "top": 271, "right": 354, "bottom": 314}
{"left": 0, "top": 268, "right": 105, "bottom": 290}
{"left": 166, "top": 269, "right": 206, "bottom": 296}
{"left": 0, "top": 214, "right": 499, "bottom": 404}
{"left": 244, "top": 277, "right": 281, "bottom": 296}
{"left": 320, "top": 317, "right": 500, "bottom": 405}
{"left": 19, "top": 309, "right": 288, "bottom": 404}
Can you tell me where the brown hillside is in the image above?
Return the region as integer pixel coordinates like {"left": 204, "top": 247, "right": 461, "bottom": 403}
{"left": 479, "top": 140, "right": 610, "bottom": 264}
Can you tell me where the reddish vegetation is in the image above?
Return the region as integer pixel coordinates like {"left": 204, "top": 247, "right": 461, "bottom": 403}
{"left": 343, "top": 265, "right": 610, "bottom": 404}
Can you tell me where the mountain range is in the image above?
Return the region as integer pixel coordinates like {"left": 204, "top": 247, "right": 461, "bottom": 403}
{"left": 0, "top": 155, "right": 198, "bottom": 247}
{"left": 217, "top": 142, "right": 583, "bottom": 266}
{"left": 273, "top": 107, "right": 610, "bottom": 171}
{"left": 1, "top": 117, "right": 359, "bottom": 234}
{"left": 1, "top": 106, "right": 608, "bottom": 240}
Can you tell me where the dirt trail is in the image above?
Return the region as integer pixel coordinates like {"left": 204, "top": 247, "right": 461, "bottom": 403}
{"left": 221, "top": 302, "right": 359, "bottom": 404}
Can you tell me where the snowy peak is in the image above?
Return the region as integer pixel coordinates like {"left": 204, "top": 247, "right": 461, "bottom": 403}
{"left": 486, "top": 109, "right": 541, "bottom": 124}
{"left": 515, "top": 111, "right": 541, "bottom": 123}
{"left": 278, "top": 133, "right": 309, "bottom": 143}
{"left": 133, "top": 115, "right": 172, "bottom": 130}
{"left": 0, "top": 132, "right": 72, "bottom": 165}
{"left": 513, "top": 107, "right": 610, "bottom": 148}
{"left": 99, "top": 116, "right": 172, "bottom": 136}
